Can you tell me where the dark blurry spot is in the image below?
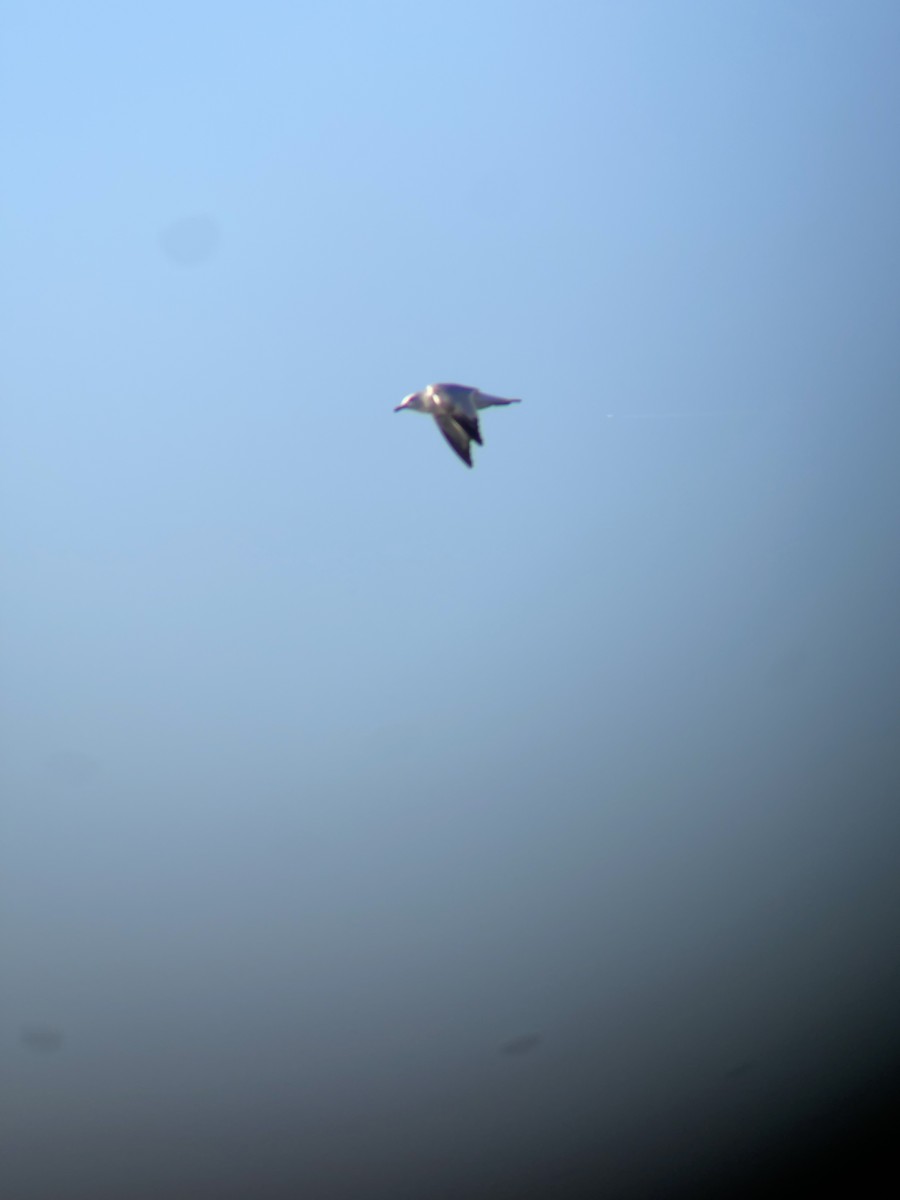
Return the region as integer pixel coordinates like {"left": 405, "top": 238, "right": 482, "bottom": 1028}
{"left": 501, "top": 1032, "right": 542, "bottom": 1056}
{"left": 159, "top": 214, "right": 220, "bottom": 266}
{"left": 724, "top": 1059, "right": 753, "bottom": 1081}
{"left": 46, "top": 749, "right": 99, "bottom": 788}
{"left": 21, "top": 1025, "right": 64, "bottom": 1053}
{"left": 766, "top": 646, "right": 809, "bottom": 687}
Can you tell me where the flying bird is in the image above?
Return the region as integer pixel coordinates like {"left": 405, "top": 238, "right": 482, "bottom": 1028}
{"left": 394, "top": 383, "right": 521, "bottom": 467}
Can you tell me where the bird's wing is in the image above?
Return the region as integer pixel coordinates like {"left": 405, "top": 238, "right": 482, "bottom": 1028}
{"left": 452, "top": 408, "right": 482, "bottom": 445}
{"left": 434, "top": 385, "right": 483, "bottom": 443}
{"left": 435, "top": 414, "right": 474, "bottom": 466}
{"left": 473, "top": 391, "right": 521, "bottom": 409}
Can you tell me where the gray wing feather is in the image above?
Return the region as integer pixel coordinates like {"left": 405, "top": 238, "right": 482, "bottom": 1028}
{"left": 454, "top": 410, "right": 482, "bottom": 444}
{"left": 435, "top": 414, "right": 473, "bottom": 467}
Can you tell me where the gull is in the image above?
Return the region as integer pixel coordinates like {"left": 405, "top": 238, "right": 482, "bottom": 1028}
{"left": 394, "top": 383, "right": 521, "bottom": 467}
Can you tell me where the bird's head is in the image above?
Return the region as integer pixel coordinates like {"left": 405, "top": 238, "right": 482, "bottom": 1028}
{"left": 394, "top": 389, "right": 428, "bottom": 413}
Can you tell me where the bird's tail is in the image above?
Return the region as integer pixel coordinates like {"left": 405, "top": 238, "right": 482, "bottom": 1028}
{"left": 475, "top": 392, "right": 521, "bottom": 408}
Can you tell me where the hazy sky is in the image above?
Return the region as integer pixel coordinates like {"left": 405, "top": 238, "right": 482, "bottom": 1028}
{"left": 2, "top": 3, "right": 900, "bottom": 1197}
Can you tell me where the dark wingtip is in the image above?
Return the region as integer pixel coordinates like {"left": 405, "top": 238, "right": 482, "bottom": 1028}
{"left": 457, "top": 413, "right": 482, "bottom": 445}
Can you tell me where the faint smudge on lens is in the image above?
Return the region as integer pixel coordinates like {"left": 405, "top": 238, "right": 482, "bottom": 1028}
{"left": 159, "top": 214, "right": 220, "bottom": 266}
{"left": 501, "top": 1032, "right": 542, "bottom": 1056}
{"left": 21, "top": 1025, "right": 64, "bottom": 1053}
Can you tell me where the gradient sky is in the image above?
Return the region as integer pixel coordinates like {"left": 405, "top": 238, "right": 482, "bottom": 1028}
{"left": 2, "top": 3, "right": 900, "bottom": 1197}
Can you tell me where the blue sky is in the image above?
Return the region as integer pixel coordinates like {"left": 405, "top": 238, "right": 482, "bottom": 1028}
{"left": 2, "top": 3, "right": 900, "bottom": 1196}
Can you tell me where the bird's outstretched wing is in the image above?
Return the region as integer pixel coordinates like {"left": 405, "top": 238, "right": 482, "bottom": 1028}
{"left": 435, "top": 414, "right": 474, "bottom": 466}
{"left": 453, "top": 409, "right": 482, "bottom": 445}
